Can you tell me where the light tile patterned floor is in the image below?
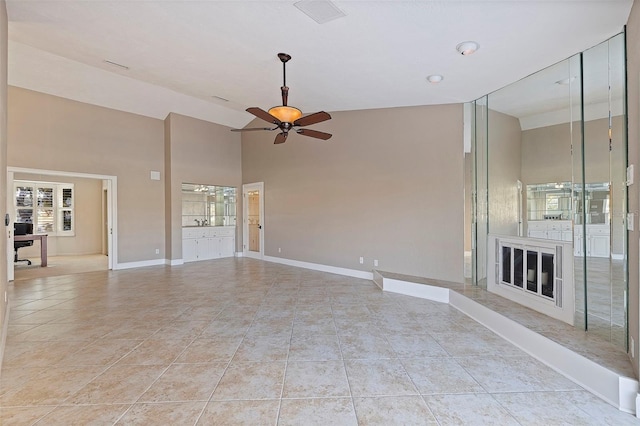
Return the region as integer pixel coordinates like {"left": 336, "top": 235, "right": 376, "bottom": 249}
{"left": 1, "top": 258, "right": 638, "bottom": 425}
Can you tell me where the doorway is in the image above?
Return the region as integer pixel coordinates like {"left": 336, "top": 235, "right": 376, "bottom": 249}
{"left": 7, "top": 167, "right": 117, "bottom": 281}
{"left": 243, "top": 182, "right": 264, "bottom": 259}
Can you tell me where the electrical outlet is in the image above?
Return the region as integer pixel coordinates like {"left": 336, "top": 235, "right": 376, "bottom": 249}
{"left": 632, "top": 338, "right": 635, "bottom": 358}
{"left": 155, "top": 248, "right": 160, "bottom": 255}
{"left": 4, "top": 291, "right": 6, "bottom": 303}
{"left": 359, "top": 256, "right": 364, "bottom": 264}
{"left": 278, "top": 248, "right": 281, "bottom": 253}
{"left": 374, "top": 259, "right": 379, "bottom": 267}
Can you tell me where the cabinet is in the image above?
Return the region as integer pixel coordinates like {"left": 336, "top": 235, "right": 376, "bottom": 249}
{"left": 182, "top": 226, "right": 235, "bottom": 262}
{"left": 527, "top": 220, "right": 572, "bottom": 242}
{"left": 573, "top": 224, "right": 610, "bottom": 257}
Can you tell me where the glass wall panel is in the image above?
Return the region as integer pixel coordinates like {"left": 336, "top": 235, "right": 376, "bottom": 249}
{"left": 582, "top": 33, "right": 627, "bottom": 348}
{"left": 472, "top": 97, "right": 488, "bottom": 289}
{"left": 468, "top": 32, "right": 627, "bottom": 351}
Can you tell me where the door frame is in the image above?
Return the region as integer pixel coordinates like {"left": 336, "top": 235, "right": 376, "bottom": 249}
{"left": 7, "top": 167, "right": 117, "bottom": 276}
{"left": 243, "top": 182, "right": 264, "bottom": 259}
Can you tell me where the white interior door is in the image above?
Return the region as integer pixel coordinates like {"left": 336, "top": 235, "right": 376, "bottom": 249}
{"left": 243, "top": 182, "right": 264, "bottom": 259}
{"left": 7, "top": 171, "right": 13, "bottom": 281}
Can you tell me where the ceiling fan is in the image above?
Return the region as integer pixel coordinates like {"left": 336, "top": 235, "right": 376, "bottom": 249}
{"left": 231, "top": 53, "right": 332, "bottom": 144}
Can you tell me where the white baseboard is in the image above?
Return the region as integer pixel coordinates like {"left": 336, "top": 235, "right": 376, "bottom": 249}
{"left": 166, "top": 259, "right": 184, "bottom": 266}
{"left": 114, "top": 259, "right": 167, "bottom": 270}
{"left": 235, "top": 252, "right": 244, "bottom": 258}
{"left": 376, "top": 272, "right": 638, "bottom": 415}
{"left": 0, "top": 302, "right": 10, "bottom": 377}
{"left": 385, "top": 278, "right": 450, "bottom": 303}
{"left": 263, "top": 255, "right": 373, "bottom": 280}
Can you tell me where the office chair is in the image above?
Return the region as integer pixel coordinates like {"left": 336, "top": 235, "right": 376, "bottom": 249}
{"left": 14, "top": 222, "right": 33, "bottom": 265}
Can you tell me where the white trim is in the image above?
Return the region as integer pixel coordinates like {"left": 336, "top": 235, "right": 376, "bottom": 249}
{"left": 263, "top": 255, "right": 373, "bottom": 280}
{"left": 0, "top": 303, "right": 10, "bottom": 377}
{"left": 235, "top": 251, "right": 244, "bottom": 257}
{"left": 166, "top": 259, "right": 184, "bottom": 266}
{"left": 374, "top": 271, "right": 638, "bottom": 414}
{"left": 8, "top": 166, "right": 116, "bottom": 181}
{"left": 114, "top": 259, "right": 165, "bottom": 270}
{"left": 7, "top": 171, "right": 13, "bottom": 282}
{"left": 487, "top": 234, "right": 575, "bottom": 325}
{"left": 384, "top": 278, "right": 450, "bottom": 303}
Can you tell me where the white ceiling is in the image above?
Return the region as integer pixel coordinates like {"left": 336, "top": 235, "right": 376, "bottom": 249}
{"left": 6, "top": 1, "right": 633, "bottom": 128}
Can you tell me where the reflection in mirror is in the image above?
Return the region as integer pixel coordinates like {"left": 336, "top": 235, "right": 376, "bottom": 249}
{"left": 469, "top": 32, "right": 627, "bottom": 351}
{"left": 181, "top": 183, "right": 237, "bottom": 227}
{"left": 471, "top": 97, "right": 489, "bottom": 289}
{"left": 581, "top": 33, "right": 627, "bottom": 348}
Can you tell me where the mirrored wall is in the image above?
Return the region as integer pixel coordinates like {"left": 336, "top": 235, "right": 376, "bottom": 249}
{"left": 181, "top": 183, "right": 237, "bottom": 227}
{"left": 469, "top": 33, "right": 628, "bottom": 349}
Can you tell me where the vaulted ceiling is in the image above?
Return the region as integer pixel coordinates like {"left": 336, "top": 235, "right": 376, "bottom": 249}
{"left": 6, "top": 1, "right": 633, "bottom": 128}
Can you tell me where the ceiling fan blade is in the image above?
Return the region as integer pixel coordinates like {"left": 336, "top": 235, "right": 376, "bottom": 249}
{"left": 230, "top": 127, "right": 277, "bottom": 132}
{"left": 293, "top": 111, "right": 331, "bottom": 127}
{"left": 274, "top": 132, "right": 288, "bottom": 144}
{"left": 296, "top": 128, "right": 332, "bottom": 140}
{"left": 246, "top": 107, "right": 281, "bottom": 125}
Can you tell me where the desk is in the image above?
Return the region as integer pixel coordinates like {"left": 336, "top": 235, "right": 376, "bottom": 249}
{"left": 15, "top": 234, "right": 48, "bottom": 267}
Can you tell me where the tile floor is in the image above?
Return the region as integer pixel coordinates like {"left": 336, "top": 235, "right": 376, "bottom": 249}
{"left": 1, "top": 258, "right": 639, "bottom": 425}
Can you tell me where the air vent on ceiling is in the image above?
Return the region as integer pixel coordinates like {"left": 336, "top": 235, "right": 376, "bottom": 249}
{"left": 294, "top": 0, "right": 346, "bottom": 24}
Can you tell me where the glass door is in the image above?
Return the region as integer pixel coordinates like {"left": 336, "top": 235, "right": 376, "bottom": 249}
{"left": 243, "top": 182, "right": 264, "bottom": 259}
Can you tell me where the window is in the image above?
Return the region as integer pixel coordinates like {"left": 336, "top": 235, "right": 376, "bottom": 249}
{"left": 14, "top": 181, "right": 74, "bottom": 236}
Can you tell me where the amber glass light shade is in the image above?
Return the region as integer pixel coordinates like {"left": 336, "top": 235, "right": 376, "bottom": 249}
{"left": 268, "top": 106, "right": 303, "bottom": 123}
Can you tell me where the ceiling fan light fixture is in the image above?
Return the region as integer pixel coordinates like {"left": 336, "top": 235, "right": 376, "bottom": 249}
{"left": 268, "top": 105, "right": 303, "bottom": 123}
{"left": 456, "top": 41, "right": 479, "bottom": 56}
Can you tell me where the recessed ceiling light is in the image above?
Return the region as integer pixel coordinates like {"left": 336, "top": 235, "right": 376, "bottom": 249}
{"left": 555, "top": 77, "right": 576, "bottom": 85}
{"left": 426, "top": 75, "right": 444, "bottom": 83}
{"left": 103, "top": 60, "right": 129, "bottom": 70}
{"left": 456, "top": 41, "right": 479, "bottom": 56}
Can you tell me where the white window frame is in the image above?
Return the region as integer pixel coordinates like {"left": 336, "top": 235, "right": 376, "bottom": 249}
{"left": 14, "top": 180, "right": 75, "bottom": 236}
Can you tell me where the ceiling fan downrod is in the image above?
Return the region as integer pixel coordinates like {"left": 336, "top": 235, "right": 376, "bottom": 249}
{"left": 278, "top": 53, "right": 291, "bottom": 106}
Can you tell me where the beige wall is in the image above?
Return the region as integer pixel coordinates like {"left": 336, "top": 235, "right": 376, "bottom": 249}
{"left": 626, "top": 0, "right": 640, "bottom": 376}
{"left": 164, "top": 113, "right": 242, "bottom": 260}
{"left": 487, "top": 109, "right": 522, "bottom": 236}
{"left": 7, "top": 87, "right": 165, "bottom": 263}
{"left": 13, "top": 174, "right": 103, "bottom": 257}
{"left": 521, "top": 117, "right": 622, "bottom": 185}
{"left": 242, "top": 104, "right": 464, "bottom": 282}
{"left": 521, "top": 116, "right": 626, "bottom": 254}
{"left": 0, "top": 0, "right": 7, "bottom": 372}
{"left": 521, "top": 121, "right": 574, "bottom": 184}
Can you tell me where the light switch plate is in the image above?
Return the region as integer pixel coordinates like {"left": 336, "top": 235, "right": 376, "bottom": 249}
{"left": 627, "top": 164, "right": 634, "bottom": 186}
{"left": 150, "top": 170, "right": 161, "bottom": 181}
{"left": 627, "top": 213, "right": 635, "bottom": 231}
